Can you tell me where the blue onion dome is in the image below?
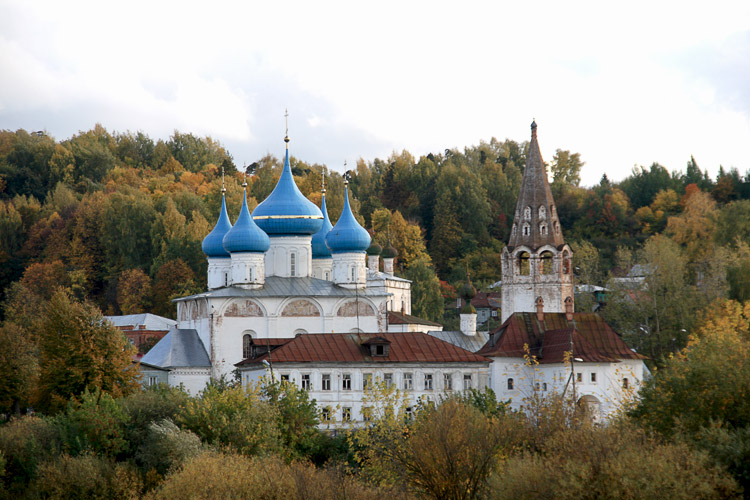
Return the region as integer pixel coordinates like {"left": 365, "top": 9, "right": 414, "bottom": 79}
{"left": 222, "top": 188, "right": 270, "bottom": 253}
{"left": 325, "top": 185, "right": 371, "bottom": 253}
{"left": 202, "top": 194, "right": 233, "bottom": 258}
{"left": 312, "top": 192, "right": 333, "bottom": 258}
{"left": 252, "top": 147, "right": 324, "bottom": 235}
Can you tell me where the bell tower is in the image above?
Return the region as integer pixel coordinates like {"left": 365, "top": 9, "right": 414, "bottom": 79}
{"left": 500, "top": 121, "right": 574, "bottom": 322}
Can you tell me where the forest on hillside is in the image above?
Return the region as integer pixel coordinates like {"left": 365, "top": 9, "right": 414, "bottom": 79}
{"left": 2, "top": 126, "right": 750, "bottom": 362}
{"left": 1, "top": 126, "right": 750, "bottom": 499}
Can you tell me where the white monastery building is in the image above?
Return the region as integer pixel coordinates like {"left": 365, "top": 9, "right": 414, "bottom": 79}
{"left": 141, "top": 122, "right": 647, "bottom": 423}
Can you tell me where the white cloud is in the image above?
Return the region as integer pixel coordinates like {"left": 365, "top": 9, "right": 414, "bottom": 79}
{"left": 1, "top": 0, "right": 749, "bottom": 184}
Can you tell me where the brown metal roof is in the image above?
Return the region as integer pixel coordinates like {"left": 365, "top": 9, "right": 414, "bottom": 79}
{"left": 477, "top": 312, "right": 645, "bottom": 363}
{"left": 387, "top": 311, "right": 443, "bottom": 327}
{"left": 236, "top": 332, "right": 489, "bottom": 366}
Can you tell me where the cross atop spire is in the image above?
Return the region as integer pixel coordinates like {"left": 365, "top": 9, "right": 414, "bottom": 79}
{"left": 221, "top": 165, "right": 226, "bottom": 193}
{"left": 284, "top": 108, "right": 290, "bottom": 147}
{"left": 321, "top": 167, "right": 327, "bottom": 194}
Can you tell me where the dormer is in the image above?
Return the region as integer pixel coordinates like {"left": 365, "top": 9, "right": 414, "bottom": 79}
{"left": 362, "top": 336, "right": 391, "bottom": 357}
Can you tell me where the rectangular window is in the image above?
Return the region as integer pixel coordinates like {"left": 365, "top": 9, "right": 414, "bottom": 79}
{"left": 342, "top": 407, "right": 352, "bottom": 422}
{"left": 590, "top": 372, "right": 597, "bottom": 383}
{"left": 576, "top": 372, "right": 583, "bottom": 383}
{"left": 148, "top": 376, "right": 157, "bottom": 386}
{"left": 543, "top": 382, "right": 548, "bottom": 391}
{"left": 623, "top": 378, "right": 629, "bottom": 389}
{"left": 424, "top": 373, "right": 433, "bottom": 390}
{"left": 362, "top": 406, "right": 372, "bottom": 422}
{"left": 322, "top": 373, "right": 331, "bottom": 391}
{"left": 363, "top": 373, "right": 372, "bottom": 390}
{"left": 301, "top": 374, "right": 311, "bottom": 390}
{"left": 384, "top": 373, "right": 393, "bottom": 388}
{"left": 403, "top": 373, "right": 413, "bottom": 390}
{"left": 444, "top": 373, "right": 453, "bottom": 391}
{"left": 342, "top": 373, "right": 351, "bottom": 390}
{"left": 290, "top": 253, "right": 296, "bottom": 277}
{"left": 463, "top": 374, "right": 472, "bottom": 390}
{"left": 321, "top": 407, "right": 330, "bottom": 422}
{"left": 281, "top": 374, "right": 290, "bottom": 382}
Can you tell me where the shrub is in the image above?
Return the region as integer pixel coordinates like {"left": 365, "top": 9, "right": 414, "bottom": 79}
{"left": 35, "top": 453, "right": 141, "bottom": 500}
{"left": 119, "top": 384, "right": 189, "bottom": 456}
{"left": 135, "top": 419, "right": 203, "bottom": 476}
{"left": 52, "top": 389, "right": 128, "bottom": 457}
{"left": 0, "top": 416, "right": 60, "bottom": 498}
{"left": 489, "top": 423, "right": 740, "bottom": 500}
{"left": 176, "top": 384, "right": 281, "bottom": 456}
{"left": 147, "top": 451, "right": 407, "bottom": 500}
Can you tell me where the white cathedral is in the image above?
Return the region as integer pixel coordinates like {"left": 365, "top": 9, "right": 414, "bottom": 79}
{"left": 141, "top": 123, "right": 646, "bottom": 424}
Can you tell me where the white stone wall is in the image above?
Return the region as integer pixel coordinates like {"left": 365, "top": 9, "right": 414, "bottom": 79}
{"left": 311, "top": 258, "right": 333, "bottom": 281}
{"left": 500, "top": 244, "right": 574, "bottom": 322}
{"left": 177, "top": 294, "right": 390, "bottom": 380}
{"left": 265, "top": 236, "right": 313, "bottom": 278}
{"left": 241, "top": 363, "right": 489, "bottom": 427}
{"left": 230, "top": 252, "right": 265, "bottom": 288}
{"left": 168, "top": 368, "right": 211, "bottom": 395}
{"left": 332, "top": 252, "right": 367, "bottom": 288}
{"left": 207, "top": 257, "right": 232, "bottom": 290}
{"left": 489, "top": 356, "right": 644, "bottom": 420}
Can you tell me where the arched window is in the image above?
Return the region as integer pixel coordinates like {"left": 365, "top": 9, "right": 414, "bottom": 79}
{"left": 539, "top": 205, "right": 546, "bottom": 219}
{"left": 539, "top": 223, "right": 548, "bottom": 235}
{"left": 507, "top": 378, "right": 514, "bottom": 390}
{"left": 522, "top": 223, "right": 530, "bottom": 236}
{"left": 623, "top": 378, "right": 629, "bottom": 389}
{"left": 518, "top": 252, "right": 530, "bottom": 276}
{"left": 242, "top": 334, "right": 252, "bottom": 359}
{"left": 351, "top": 267, "right": 356, "bottom": 281}
{"left": 290, "top": 253, "right": 296, "bottom": 277}
{"left": 562, "top": 250, "right": 571, "bottom": 274}
{"left": 512, "top": 224, "right": 517, "bottom": 236}
{"left": 325, "top": 271, "right": 330, "bottom": 281}
{"left": 524, "top": 206, "right": 531, "bottom": 219}
{"left": 224, "top": 272, "right": 228, "bottom": 287}
{"left": 540, "top": 251, "right": 553, "bottom": 274}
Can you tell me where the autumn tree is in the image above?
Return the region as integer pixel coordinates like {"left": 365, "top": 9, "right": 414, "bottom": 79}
{"left": 667, "top": 186, "right": 718, "bottom": 265}
{"left": 117, "top": 268, "right": 152, "bottom": 314}
{"left": 0, "top": 322, "right": 38, "bottom": 414}
{"left": 151, "top": 258, "right": 200, "bottom": 318}
{"left": 630, "top": 300, "right": 750, "bottom": 436}
{"left": 352, "top": 394, "right": 517, "bottom": 499}
{"left": 36, "top": 289, "right": 139, "bottom": 414}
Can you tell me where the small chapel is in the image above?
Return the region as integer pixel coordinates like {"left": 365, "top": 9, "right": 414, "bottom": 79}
{"left": 140, "top": 121, "right": 647, "bottom": 424}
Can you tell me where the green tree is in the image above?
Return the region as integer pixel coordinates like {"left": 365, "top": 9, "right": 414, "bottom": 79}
{"left": 261, "top": 379, "right": 320, "bottom": 458}
{"left": 402, "top": 257, "right": 444, "bottom": 322}
{"left": 550, "top": 149, "right": 583, "bottom": 187}
{"left": 36, "top": 289, "right": 139, "bottom": 414}
{"left": 630, "top": 300, "right": 750, "bottom": 437}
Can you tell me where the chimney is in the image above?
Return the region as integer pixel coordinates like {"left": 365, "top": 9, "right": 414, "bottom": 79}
{"left": 536, "top": 296, "right": 544, "bottom": 322}
{"left": 565, "top": 296, "right": 574, "bottom": 321}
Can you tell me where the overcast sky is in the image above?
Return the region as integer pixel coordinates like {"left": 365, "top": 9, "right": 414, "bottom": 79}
{"left": 1, "top": 0, "right": 748, "bottom": 186}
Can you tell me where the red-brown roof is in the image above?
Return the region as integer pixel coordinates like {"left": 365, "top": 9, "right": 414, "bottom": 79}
{"left": 476, "top": 312, "right": 645, "bottom": 363}
{"left": 236, "top": 332, "right": 489, "bottom": 366}
{"left": 387, "top": 311, "right": 443, "bottom": 327}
